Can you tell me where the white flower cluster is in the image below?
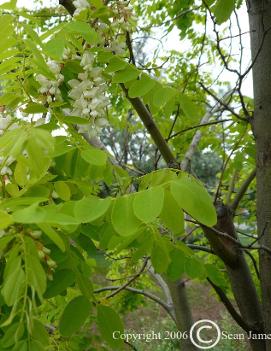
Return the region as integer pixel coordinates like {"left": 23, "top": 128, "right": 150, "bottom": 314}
{"left": 66, "top": 51, "right": 109, "bottom": 136}
{"left": 93, "top": 2, "right": 135, "bottom": 55}
{"left": 0, "top": 114, "right": 12, "bottom": 135}
{"left": 0, "top": 113, "right": 18, "bottom": 136}
{"left": 35, "top": 61, "right": 64, "bottom": 104}
{"left": 0, "top": 155, "right": 14, "bottom": 176}
{"left": 73, "top": 0, "right": 90, "bottom": 16}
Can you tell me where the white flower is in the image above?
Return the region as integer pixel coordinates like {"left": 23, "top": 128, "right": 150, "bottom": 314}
{"left": 35, "top": 118, "right": 46, "bottom": 126}
{"left": 73, "top": 0, "right": 90, "bottom": 15}
{"left": 0, "top": 166, "right": 12, "bottom": 176}
{"left": 47, "top": 96, "right": 53, "bottom": 103}
{"left": 36, "top": 74, "right": 48, "bottom": 85}
{"left": 48, "top": 61, "right": 61, "bottom": 75}
{"left": 80, "top": 52, "right": 94, "bottom": 67}
{"left": 95, "top": 118, "right": 108, "bottom": 127}
{"left": 74, "top": 0, "right": 90, "bottom": 8}
{"left": 65, "top": 49, "right": 110, "bottom": 134}
{"left": 110, "top": 41, "right": 126, "bottom": 54}
{"left": 62, "top": 47, "right": 71, "bottom": 60}
{"left": 90, "top": 67, "right": 102, "bottom": 78}
{"left": 35, "top": 60, "right": 63, "bottom": 103}
{"left": 68, "top": 79, "right": 80, "bottom": 88}
{"left": 0, "top": 115, "right": 11, "bottom": 130}
{"left": 78, "top": 72, "right": 88, "bottom": 81}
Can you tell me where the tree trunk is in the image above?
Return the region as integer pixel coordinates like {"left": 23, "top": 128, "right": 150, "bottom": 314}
{"left": 248, "top": 1, "right": 271, "bottom": 350}
{"left": 165, "top": 278, "right": 196, "bottom": 351}
{"left": 203, "top": 204, "right": 265, "bottom": 351}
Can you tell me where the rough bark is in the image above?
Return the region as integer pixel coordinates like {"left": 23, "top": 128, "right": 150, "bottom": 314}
{"left": 248, "top": 1, "right": 271, "bottom": 349}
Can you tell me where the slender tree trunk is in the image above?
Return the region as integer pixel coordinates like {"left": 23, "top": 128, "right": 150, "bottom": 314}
{"left": 248, "top": 1, "right": 271, "bottom": 350}
{"left": 165, "top": 279, "right": 196, "bottom": 351}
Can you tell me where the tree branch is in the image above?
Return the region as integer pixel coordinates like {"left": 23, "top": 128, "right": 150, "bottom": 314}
{"left": 105, "top": 257, "right": 149, "bottom": 299}
{"left": 94, "top": 285, "right": 175, "bottom": 320}
{"left": 207, "top": 278, "right": 252, "bottom": 333}
{"left": 230, "top": 168, "right": 256, "bottom": 214}
{"left": 59, "top": 0, "right": 75, "bottom": 15}
{"left": 121, "top": 84, "right": 179, "bottom": 168}
{"left": 167, "top": 119, "right": 232, "bottom": 141}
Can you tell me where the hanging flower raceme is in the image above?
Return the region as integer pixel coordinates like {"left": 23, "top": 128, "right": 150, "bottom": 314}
{"left": 66, "top": 51, "right": 109, "bottom": 136}
{"left": 35, "top": 60, "right": 64, "bottom": 104}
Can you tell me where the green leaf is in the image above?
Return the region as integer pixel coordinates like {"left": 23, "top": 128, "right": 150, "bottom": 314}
{"left": 13, "top": 203, "right": 46, "bottom": 223}
{"left": 213, "top": 0, "right": 235, "bottom": 24}
{"left": 32, "top": 319, "right": 49, "bottom": 347}
{"left": 139, "top": 169, "right": 177, "bottom": 190}
{"left": 128, "top": 74, "right": 156, "bottom": 98}
{"left": 11, "top": 340, "right": 28, "bottom": 351}
{"left": 159, "top": 190, "right": 184, "bottom": 235}
{"left": 38, "top": 223, "right": 66, "bottom": 252}
{"left": 170, "top": 175, "right": 217, "bottom": 226}
{"left": 112, "top": 65, "right": 139, "bottom": 83}
{"left": 81, "top": 147, "right": 107, "bottom": 167}
{"left": 43, "top": 206, "right": 80, "bottom": 225}
{"left": 133, "top": 186, "right": 164, "bottom": 223}
{"left": 167, "top": 249, "right": 186, "bottom": 280}
{"left": 97, "top": 305, "right": 124, "bottom": 349}
{"left": 2, "top": 256, "right": 25, "bottom": 306}
{"left": 64, "top": 21, "right": 99, "bottom": 44}
{"left": 185, "top": 257, "right": 207, "bottom": 280}
{"left": 111, "top": 195, "right": 142, "bottom": 236}
{"left": 54, "top": 181, "right": 71, "bottom": 201}
{"left": 14, "top": 160, "right": 28, "bottom": 187}
{"left": 206, "top": 264, "right": 226, "bottom": 288}
{"left": 60, "top": 115, "right": 90, "bottom": 125}
{"left": 0, "top": 235, "right": 13, "bottom": 252}
{"left": 0, "top": 128, "right": 27, "bottom": 158}
{"left": 153, "top": 86, "right": 177, "bottom": 108}
{"left": 0, "top": 210, "right": 13, "bottom": 229}
{"left": 74, "top": 196, "right": 111, "bottom": 223}
{"left": 24, "top": 237, "right": 47, "bottom": 299}
{"left": 179, "top": 94, "right": 201, "bottom": 119}
{"left": 28, "top": 340, "right": 44, "bottom": 351}
{"left": 59, "top": 295, "right": 91, "bottom": 337}
{"left": 22, "top": 103, "right": 47, "bottom": 114}
{"left": 0, "top": 0, "right": 17, "bottom": 10}
{"left": 151, "top": 238, "right": 171, "bottom": 273}
{"left": 44, "top": 269, "right": 75, "bottom": 298}
{"left": 43, "top": 36, "right": 65, "bottom": 60}
{"left": 1, "top": 323, "right": 21, "bottom": 349}
{"left": 105, "top": 56, "right": 127, "bottom": 73}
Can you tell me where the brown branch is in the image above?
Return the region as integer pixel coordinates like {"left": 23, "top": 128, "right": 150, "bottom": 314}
{"left": 121, "top": 84, "right": 179, "bottom": 168}
{"left": 187, "top": 244, "right": 215, "bottom": 254}
{"left": 126, "top": 31, "right": 136, "bottom": 65}
{"left": 94, "top": 285, "right": 174, "bottom": 319}
{"left": 207, "top": 278, "right": 252, "bottom": 333}
{"left": 244, "top": 250, "right": 260, "bottom": 280}
{"left": 105, "top": 257, "right": 149, "bottom": 299}
{"left": 199, "top": 82, "right": 246, "bottom": 121}
{"left": 230, "top": 168, "right": 256, "bottom": 213}
{"left": 59, "top": 0, "right": 75, "bottom": 15}
{"left": 167, "top": 118, "right": 232, "bottom": 141}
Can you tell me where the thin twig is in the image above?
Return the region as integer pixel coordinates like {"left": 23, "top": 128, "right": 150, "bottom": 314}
{"left": 230, "top": 168, "right": 256, "bottom": 213}
{"left": 207, "top": 278, "right": 252, "bottom": 333}
{"left": 94, "top": 284, "right": 174, "bottom": 319}
{"left": 105, "top": 258, "right": 149, "bottom": 299}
